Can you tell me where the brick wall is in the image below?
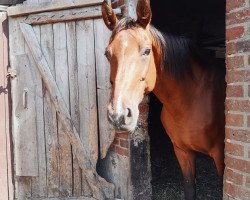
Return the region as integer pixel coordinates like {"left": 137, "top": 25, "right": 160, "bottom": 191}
{"left": 224, "top": 0, "right": 250, "bottom": 199}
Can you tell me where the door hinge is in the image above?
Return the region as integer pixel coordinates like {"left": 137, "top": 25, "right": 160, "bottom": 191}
{"left": 6, "top": 68, "right": 17, "bottom": 79}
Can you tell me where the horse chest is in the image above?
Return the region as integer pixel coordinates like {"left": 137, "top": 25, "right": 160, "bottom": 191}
{"left": 160, "top": 102, "right": 216, "bottom": 152}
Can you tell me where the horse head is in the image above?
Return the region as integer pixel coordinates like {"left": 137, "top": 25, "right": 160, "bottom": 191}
{"left": 102, "top": 0, "right": 157, "bottom": 132}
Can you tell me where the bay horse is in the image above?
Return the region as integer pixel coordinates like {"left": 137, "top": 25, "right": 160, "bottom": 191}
{"left": 102, "top": 0, "right": 225, "bottom": 199}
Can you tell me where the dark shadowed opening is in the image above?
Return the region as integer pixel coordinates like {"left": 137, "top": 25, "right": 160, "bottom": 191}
{"left": 149, "top": 0, "right": 226, "bottom": 199}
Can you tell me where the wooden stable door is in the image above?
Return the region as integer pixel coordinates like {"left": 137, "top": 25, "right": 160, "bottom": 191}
{"left": 8, "top": 0, "right": 115, "bottom": 199}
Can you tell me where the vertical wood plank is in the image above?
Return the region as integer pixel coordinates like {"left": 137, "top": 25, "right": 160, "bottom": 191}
{"left": 66, "top": 21, "right": 82, "bottom": 197}
{"left": 0, "top": 12, "right": 9, "bottom": 200}
{"left": 14, "top": 54, "right": 38, "bottom": 177}
{"left": 22, "top": 1, "right": 59, "bottom": 198}
{"left": 93, "top": 19, "right": 115, "bottom": 159}
{"left": 2, "top": 12, "right": 14, "bottom": 200}
{"left": 40, "top": 24, "right": 55, "bottom": 197}
{"left": 76, "top": 19, "right": 98, "bottom": 196}
{"left": 53, "top": 22, "right": 72, "bottom": 197}
{"left": 27, "top": 24, "right": 48, "bottom": 198}
{"left": 40, "top": 23, "right": 59, "bottom": 198}
{"left": 9, "top": 16, "right": 32, "bottom": 199}
{"left": 37, "top": 1, "right": 58, "bottom": 196}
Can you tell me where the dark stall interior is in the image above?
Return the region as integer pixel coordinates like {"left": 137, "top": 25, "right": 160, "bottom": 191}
{"left": 149, "top": 0, "right": 226, "bottom": 199}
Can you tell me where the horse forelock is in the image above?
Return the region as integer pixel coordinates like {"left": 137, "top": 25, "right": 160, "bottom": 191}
{"left": 109, "top": 17, "right": 139, "bottom": 43}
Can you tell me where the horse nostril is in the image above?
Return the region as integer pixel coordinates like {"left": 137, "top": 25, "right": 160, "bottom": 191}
{"left": 126, "top": 108, "right": 132, "bottom": 118}
{"left": 113, "top": 115, "right": 125, "bottom": 128}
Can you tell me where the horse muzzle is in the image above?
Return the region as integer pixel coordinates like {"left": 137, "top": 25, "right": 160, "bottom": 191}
{"left": 107, "top": 107, "right": 135, "bottom": 132}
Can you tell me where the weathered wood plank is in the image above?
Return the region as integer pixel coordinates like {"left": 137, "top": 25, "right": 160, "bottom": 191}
{"left": 40, "top": 23, "right": 59, "bottom": 198}
{"left": 23, "top": 24, "right": 48, "bottom": 198}
{"left": 23, "top": 5, "right": 102, "bottom": 25}
{"left": 13, "top": 53, "right": 38, "bottom": 177}
{"left": 0, "top": 12, "right": 9, "bottom": 200}
{"left": 76, "top": 20, "right": 99, "bottom": 196}
{"left": 76, "top": 19, "right": 98, "bottom": 168}
{"left": 93, "top": 19, "right": 115, "bottom": 159}
{"left": 7, "top": 0, "right": 103, "bottom": 16}
{"left": 29, "top": 24, "right": 47, "bottom": 198}
{"left": 66, "top": 21, "right": 82, "bottom": 197}
{"left": 53, "top": 22, "right": 72, "bottom": 197}
{"left": 9, "top": 16, "right": 33, "bottom": 199}
{"left": 20, "top": 22, "right": 114, "bottom": 200}
{"left": 15, "top": 177, "right": 32, "bottom": 198}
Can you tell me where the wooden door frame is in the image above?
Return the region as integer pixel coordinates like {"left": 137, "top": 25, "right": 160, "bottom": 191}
{"left": 0, "top": 11, "right": 14, "bottom": 200}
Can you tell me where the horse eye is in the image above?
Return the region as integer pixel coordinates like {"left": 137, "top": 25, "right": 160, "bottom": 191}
{"left": 143, "top": 49, "right": 151, "bottom": 56}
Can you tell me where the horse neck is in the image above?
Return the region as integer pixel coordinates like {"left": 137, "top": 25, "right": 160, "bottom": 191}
{"left": 151, "top": 49, "right": 205, "bottom": 106}
{"left": 150, "top": 40, "right": 183, "bottom": 104}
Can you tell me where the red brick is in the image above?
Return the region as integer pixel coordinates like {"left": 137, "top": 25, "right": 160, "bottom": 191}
{"left": 226, "top": 99, "right": 250, "bottom": 112}
{"left": 224, "top": 168, "right": 244, "bottom": 185}
{"left": 115, "top": 146, "right": 128, "bottom": 157}
{"left": 111, "top": 1, "right": 119, "bottom": 9}
{"left": 227, "top": 9, "right": 250, "bottom": 26}
{"left": 247, "top": 115, "right": 250, "bottom": 127}
{"left": 226, "top": 113, "right": 244, "bottom": 127}
{"left": 226, "top": 128, "right": 250, "bottom": 143}
{"left": 227, "top": 40, "right": 250, "bottom": 55}
{"left": 226, "top": 70, "right": 250, "bottom": 84}
{"left": 226, "top": 0, "right": 246, "bottom": 13}
{"left": 249, "top": 85, "right": 250, "bottom": 97}
{"left": 224, "top": 182, "right": 250, "bottom": 199}
{"left": 226, "top": 26, "right": 245, "bottom": 40}
{"left": 139, "top": 113, "right": 148, "bottom": 122}
{"left": 225, "top": 142, "right": 244, "bottom": 156}
{"left": 227, "top": 85, "right": 244, "bottom": 97}
{"left": 113, "top": 137, "right": 119, "bottom": 145}
{"left": 112, "top": 0, "right": 125, "bottom": 8}
{"left": 139, "top": 105, "right": 149, "bottom": 114}
{"left": 246, "top": 176, "right": 250, "bottom": 188}
{"left": 110, "top": 144, "right": 116, "bottom": 152}
{"left": 116, "top": 132, "right": 129, "bottom": 139}
{"left": 227, "top": 56, "right": 244, "bottom": 69}
{"left": 119, "top": 139, "right": 129, "bottom": 148}
{"left": 225, "top": 156, "right": 250, "bottom": 173}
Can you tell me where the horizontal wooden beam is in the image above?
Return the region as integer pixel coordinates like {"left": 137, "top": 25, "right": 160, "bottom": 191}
{"left": 0, "top": 6, "right": 8, "bottom": 11}
{"left": 0, "top": 0, "right": 23, "bottom": 6}
{"left": 27, "top": 197, "right": 96, "bottom": 200}
{"left": 7, "top": 0, "right": 103, "bottom": 17}
{"left": 23, "top": 5, "right": 102, "bottom": 25}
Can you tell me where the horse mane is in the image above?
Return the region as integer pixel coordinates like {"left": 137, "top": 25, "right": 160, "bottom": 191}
{"left": 110, "top": 17, "right": 210, "bottom": 80}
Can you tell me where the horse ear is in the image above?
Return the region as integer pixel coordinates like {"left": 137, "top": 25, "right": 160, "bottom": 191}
{"left": 136, "top": 0, "right": 152, "bottom": 28}
{"left": 102, "top": 1, "right": 118, "bottom": 31}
